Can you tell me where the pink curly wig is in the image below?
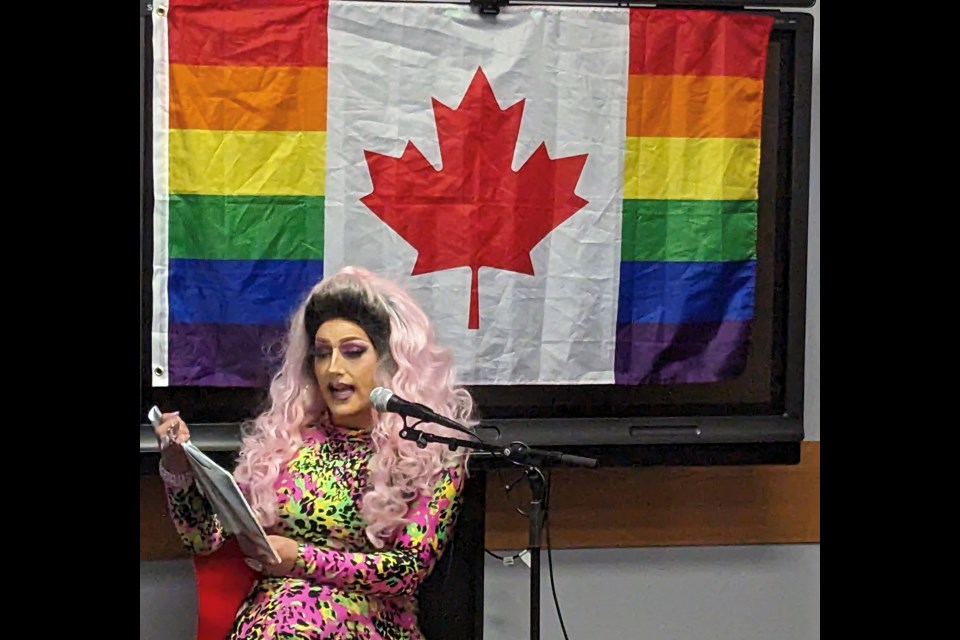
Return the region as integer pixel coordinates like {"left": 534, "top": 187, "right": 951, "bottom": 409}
{"left": 233, "top": 266, "right": 475, "bottom": 548}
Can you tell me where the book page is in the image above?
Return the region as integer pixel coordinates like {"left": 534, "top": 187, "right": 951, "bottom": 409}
{"left": 183, "top": 442, "right": 280, "bottom": 564}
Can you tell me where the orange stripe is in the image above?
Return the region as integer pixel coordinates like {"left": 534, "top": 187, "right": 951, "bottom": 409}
{"left": 170, "top": 64, "right": 326, "bottom": 132}
{"left": 626, "top": 74, "right": 763, "bottom": 139}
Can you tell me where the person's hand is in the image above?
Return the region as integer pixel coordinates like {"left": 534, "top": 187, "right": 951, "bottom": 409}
{"left": 243, "top": 535, "right": 299, "bottom": 576}
{"left": 154, "top": 412, "right": 191, "bottom": 475}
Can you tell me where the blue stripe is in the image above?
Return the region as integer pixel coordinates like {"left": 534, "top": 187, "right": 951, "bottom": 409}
{"left": 617, "top": 260, "right": 755, "bottom": 324}
{"left": 169, "top": 259, "right": 324, "bottom": 325}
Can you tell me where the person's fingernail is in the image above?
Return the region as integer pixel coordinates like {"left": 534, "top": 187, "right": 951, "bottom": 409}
{"left": 172, "top": 411, "right": 181, "bottom": 416}
{"left": 244, "top": 558, "right": 263, "bottom": 572}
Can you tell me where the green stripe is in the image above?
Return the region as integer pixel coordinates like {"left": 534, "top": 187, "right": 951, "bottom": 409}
{"left": 169, "top": 194, "right": 324, "bottom": 260}
{"left": 621, "top": 199, "right": 757, "bottom": 262}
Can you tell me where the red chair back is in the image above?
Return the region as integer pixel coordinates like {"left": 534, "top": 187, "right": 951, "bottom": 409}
{"left": 193, "top": 538, "right": 257, "bottom": 640}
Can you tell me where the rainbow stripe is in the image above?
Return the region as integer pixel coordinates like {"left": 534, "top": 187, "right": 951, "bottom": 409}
{"left": 161, "top": 0, "right": 328, "bottom": 386}
{"left": 614, "top": 9, "right": 773, "bottom": 384}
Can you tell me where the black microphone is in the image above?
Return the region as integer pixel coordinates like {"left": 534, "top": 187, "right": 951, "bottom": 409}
{"left": 370, "top": 387, "right": 469, "bottom": 433}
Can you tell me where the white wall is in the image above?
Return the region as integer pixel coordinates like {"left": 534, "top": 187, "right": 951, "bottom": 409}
{"left": 140, "top": 560, "right": 197, "bottom": 640}
{"left": 483, "top": 545, "right": 820, "bottom": 640}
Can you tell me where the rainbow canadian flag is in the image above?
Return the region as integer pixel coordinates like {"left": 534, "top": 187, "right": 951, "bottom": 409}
{"left": 150, "top": 0, "right": 772, "bottom": 387}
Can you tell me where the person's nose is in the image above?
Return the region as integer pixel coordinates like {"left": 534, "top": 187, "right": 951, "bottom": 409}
{"left": 325, "top": 350, "right": 347, "bottom": 375}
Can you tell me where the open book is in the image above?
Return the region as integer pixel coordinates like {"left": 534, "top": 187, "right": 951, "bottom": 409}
{"left": 150, "top": 407, "right": 280, "bottom": 564}
{"left": 182, "top": 442, "right": 280, "bottom": 564}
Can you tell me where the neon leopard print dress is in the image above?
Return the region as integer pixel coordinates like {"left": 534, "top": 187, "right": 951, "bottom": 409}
{"left": 164, "top": 424, "right": 466, "bottom": 639}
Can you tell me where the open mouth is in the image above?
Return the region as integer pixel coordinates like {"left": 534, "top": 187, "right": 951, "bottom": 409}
{"left": 328, "top": 382, "right": 355, "bottom": 402}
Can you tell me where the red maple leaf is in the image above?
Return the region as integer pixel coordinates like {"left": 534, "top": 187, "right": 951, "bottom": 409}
{"left": 360, "top": 67, "right": 589, "bottom": 330}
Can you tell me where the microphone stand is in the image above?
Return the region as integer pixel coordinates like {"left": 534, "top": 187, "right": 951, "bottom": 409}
{"left": 399, "top": 422, "right": 597, "bottom": 640}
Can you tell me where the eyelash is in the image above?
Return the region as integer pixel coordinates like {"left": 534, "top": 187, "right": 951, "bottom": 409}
{"left": 310, "top": 346, "right": 367, "bottom": 360}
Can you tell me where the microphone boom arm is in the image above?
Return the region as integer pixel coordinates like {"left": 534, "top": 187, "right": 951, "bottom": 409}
{"left": 399, "top": 423, "right": 506, "bottom": 456}
{"left": 398, "top": 424, "right": 598, "bottom": 467}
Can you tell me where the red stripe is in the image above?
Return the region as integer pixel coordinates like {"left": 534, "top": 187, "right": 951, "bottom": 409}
{"left": 168, "top": 0, "right": 327, "bottom": 67}
{"left": 629, "top": 9, "right": 773, "bottom": 78}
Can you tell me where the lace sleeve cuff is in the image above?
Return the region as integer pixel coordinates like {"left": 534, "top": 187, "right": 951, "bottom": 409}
{"left": 158, "top": 462, "right": 195, "bottom": 490}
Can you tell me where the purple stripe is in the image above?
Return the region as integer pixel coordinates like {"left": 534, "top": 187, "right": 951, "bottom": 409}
{"left": 614, "top": 320, "right": 752, "bottom": 385}
{"left": 168, "top": 323, "right": 288, "bottom": 387}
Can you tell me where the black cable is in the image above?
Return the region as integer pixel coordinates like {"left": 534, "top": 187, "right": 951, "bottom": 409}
{"left": 488, "top": 464, "right": 533, "bottom": 563}
{"left": 491, "top": 450, "right": 572, "bottom": 638}
{"left": 545, "top": 469, "right": 571, "bottom": 640}
{"left": 495, "top": 465, "right": 531, "bottom": 517}
{"left": 408, "top": 418, "right": 485, "bottom": 443}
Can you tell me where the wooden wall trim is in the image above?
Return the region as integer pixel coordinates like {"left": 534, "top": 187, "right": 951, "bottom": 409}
{"left": 140, "top": 475, "right": 191, "bottom": 561}
{"left": 140, "top": 441, "right": 819, "bottom": 561}
{"left": 485, "top": 440, "right": 819, "bottom": 549}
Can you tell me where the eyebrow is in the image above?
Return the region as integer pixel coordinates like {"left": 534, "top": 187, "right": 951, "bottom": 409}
{"left": 315, "top": 336, "right": 369, "bottom": 344}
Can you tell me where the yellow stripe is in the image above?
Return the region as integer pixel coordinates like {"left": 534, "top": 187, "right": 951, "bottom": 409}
{"left": 169, "top": 129, "right": 326, "bottom": 196}
{"left": 623, "top": 136, "right": 760, "bottom": 201}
